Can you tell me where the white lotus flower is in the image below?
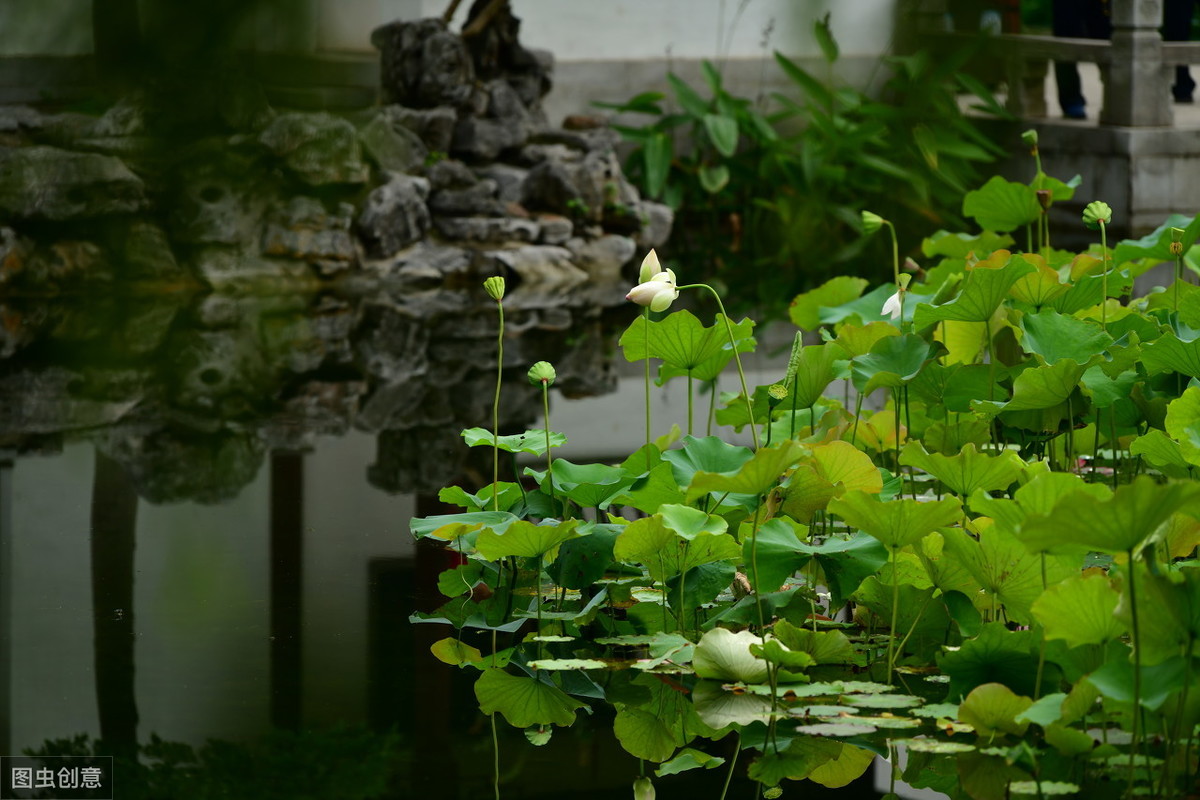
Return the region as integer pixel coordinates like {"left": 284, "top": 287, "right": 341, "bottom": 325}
{"left": 882, "top": 290, "right": 903, "bottom": 321}
{"left": 638, "top": 249, "right": 662, "bottom": 283}
{"left": 627, "top": 268, "right": 679, "bottom": 312}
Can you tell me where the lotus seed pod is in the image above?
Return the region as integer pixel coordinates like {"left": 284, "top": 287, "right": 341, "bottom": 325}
{"left": 1082, "top": 201, "right": 1112, "bottom": 230}
{"left": 1035, "top": 189, "right": 1051, "bottom": 211}
{"left": 767, "top": 383, "right": 789, "bottom": 407}
{"left": 483, "top": 275, "right": 506, "bottom": 301}
{"left": 1021, "top": 129, "right": 1038, "bottom": 149}
{"left": 633, "top": 777, "right": 656, "bottom": 800}
{"left": 861, "top": 210, "right": 885, "bottom": 235}
{"left": 1171, "top": 241, "right": 1184, "bottom": 256}
{"left": 527, "top": 361, "right": 556, "bottom": 386}
{"left": 764, "top": 788, "right": 783, "bottom": 800}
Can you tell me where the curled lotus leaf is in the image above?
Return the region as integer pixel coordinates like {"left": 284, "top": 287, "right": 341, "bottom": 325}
{"left": 692, "top": 627, "right": 771, "bottom": 683}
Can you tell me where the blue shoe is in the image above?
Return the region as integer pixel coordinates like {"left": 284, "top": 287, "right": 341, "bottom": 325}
{"left": 1063, "top": 103, "right": 1086, "bottom": 120}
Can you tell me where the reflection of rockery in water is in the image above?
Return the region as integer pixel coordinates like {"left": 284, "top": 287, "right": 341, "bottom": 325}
{"left": 0, "top": 9, "right": 671, "bottom": 499}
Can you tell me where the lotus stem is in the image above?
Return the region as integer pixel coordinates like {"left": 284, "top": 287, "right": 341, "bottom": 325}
{"left": 644, "top": 308, "right": 653, "bottom": 469}
{"left": 492, "top": 301, "right": 505, "bottom": 511}
{"left": 1100, "top": 220, "right": 1109, "bottom": 332}
{"left": 887, "top": 545, "right": 899, "bottom": 684}
{"left": 1126, "top": 548, "right": 1142, "bottom": 799}
{"left": 717, "top": 732, "right": 740, "bottom": 800}
{"left": 541, "top": 381, "right": 554, "bottom": 507}
{"left": 679, "top": 284, "right": 759, "bottom": 449}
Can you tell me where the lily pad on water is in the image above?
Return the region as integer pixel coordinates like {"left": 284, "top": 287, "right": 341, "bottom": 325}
{"left": 840, "top": 693, "right": 924, "bottom": 709}
{"left": 1009, "top": 781, "right": 1080, "bottom": 796}
{"left": 901, "top": 739, "right": 977, "bottom": 754}
{"left": 794, "top": 722, "right": 876, "bottom": 737}
{"left": 527, "top": 659, "right": 609, "bottom": 670}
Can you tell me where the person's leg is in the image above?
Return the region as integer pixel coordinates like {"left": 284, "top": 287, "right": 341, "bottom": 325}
{"left": 1053, "top": 0, "right": 1088, "bottom": 117}
{"left": 1164, "top": 0, "right": 1197, "bottom": 100}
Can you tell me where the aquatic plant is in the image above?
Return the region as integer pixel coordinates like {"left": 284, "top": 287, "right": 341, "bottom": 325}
{"left": 412, "top": 140, "right": 1200, "bottom": 799}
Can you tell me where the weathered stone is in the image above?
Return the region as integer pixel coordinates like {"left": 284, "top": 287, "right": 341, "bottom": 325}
{"left": 109, "top": 296, "right": 183, "bottom": 357}
{"left": 171, "top": 167, "right": 257, "bottom": 245}
{"left": 261, "top": 196, "right": 357, "bottom": 267}
{"left": 167, "top": 329, "right": 272, "bottom": 417}
{"left": 357, "top": 174, "right": 431, "bottom": 259}
{"left": 430, "top": 179, "right": 503, "bottom": 216}
{"left": 190, "top": 248, "right": 315, "bottom": 292}
{"left": 536, "top": 213, "right": 573, "bottom": 244}
{"left": 19, "top": 241, "right": 114, "bottom": 290}
{"left": 356, "top": 302, "right": 430, "bottom": 383}
{"left": 528, "top": 126, "right": 621, "bottom": 153}
{"left": 358, "top": 114, "right": 428, "bottom": 174}
{"left": 566, "top": 235, "right": 635, "bottom": 284}
{"left": 379, "top": 241, "right": 472, "bottom": 289}
{"left": 101, "top": 429, "right": 265, "bottom": 505}
{"left": 634, "top": 201, "right": 674, "bottom": 249}
{"left": 372, "top": 18, "right": 474, "bottom": 110}
{"left": 434, "top": 216, "right": 538, "bottom": 243}
{"left": 0, "top": 146, "right": 144, "bottom": 220}
{"left": 520, "top": 159, "right": 582, "bottom": 216}
{"left": 121, "top": 222, "right": 187, "bottom": 282}
{"left": 0, "top": 227, "right": 33, "bottom": 290}
{"left": 426, "top": 159, "right": 478, "bottom": 191}
{"left": 264, "top": 380, "right": 366, "bottom": 448}
{"left": 452, "top": 116, "right": 527, "bottom": 162}
{"left": 474, "top": 163, "right": 527, "bottom": 203}
{"left": 517, "top": 142, "right": 579, "bottom": 166}
{"left": 368, "top": 426, "right": 465, "bottom": 494}
{"left": 259, "top": 113, "right": 369, "bottom": 185}
{"left": 490, "top": 245, "right": 587, "bottom": 298}
{"left": 383, "top": 105, "right": 457, "bottom": 153}
{"left": 0, "top": 105, "right": 42, "bottom": 133}
{"left": 0, "top": 368, "right": 141, "bottom": 433}
{"left": 88, "top": 94, "right": 145, "bottom": 137}
{"left": 260, "top": 305, "right": 355, "bottom": 373}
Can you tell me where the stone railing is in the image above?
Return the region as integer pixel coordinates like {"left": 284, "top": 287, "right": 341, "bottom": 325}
{"left": 924, "top": 0, "right": 1200, "bottom": 127}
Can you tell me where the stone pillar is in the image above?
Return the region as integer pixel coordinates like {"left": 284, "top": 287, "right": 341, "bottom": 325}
{"left": 1101, "top": 0, "right": 1172, "bottom": 126}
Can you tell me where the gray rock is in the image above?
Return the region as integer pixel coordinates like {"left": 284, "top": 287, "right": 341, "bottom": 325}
{"left": 521, "top": 159, "right": 582, "bottom": 216}
{"left": 190, "top": 248, "right": 314, "bottom": 292}
{"left": 0, "top": 368, "right": 141, "bottom": 434}
{"left": 261, "top": 195, "right": 357, "bottom": 267}
{"left": 372, "top": 18, "right": 474, "bottom": 110}
{"left": 474, "top": 163, "right": 528, "bottom": 203}
{"left": 433, "top": 216, "right": 538, "bottom": 243}
{"left": 171, "top": 168, "right": 258, "bottom": 245}
{"left": 89, "top": 94, "right": 145, "bottom": 137}
{"left": 0, "top": 146, "right": 144, "bottom": 220}
{"left": 490, "top": 245, "right": 587, "bottom": 299}
{"left": 261, "top": 306, "right": 355, "bottom": 373}
{"left": 356, "top": 302, "right": 430, "bottom": 383}
{"left": 357, "top": 174, "right": 431, "bottom": 258}
{"left": 376, "top": 241, "right": 472, "bottom": 290}
{"left": 367, "top": 426, "right": 465, "bottom": 494}
{"left": 121, "top": 222, "right": 186, "bottom": 282}
{"left": 634, "top": 201, "right": 674, "bottom": 249}
{"left": 566, "top": 234, "right": 635, "bottom": 284}
{"left": 383, "top": 105, "right": 457, "bottom": 153}
{"left": 259, "top": 113, "right": 369, "bottom": 185}
{"left": 430, "top": 178, "right": 503, "bottom": 216}
{"left": 452, "top": 116, "right": 527, "bottom": 162}
{"left": 536, "top": 213, "right": 573, "bottom": 244}
{"left": 426, "top": 159, "right": 477, "bottom": 191}
{"left": 358, "top": 114, "right": 428, "bottom": 174}
{"left": 102, "top": 429, "right": 265, "bottom": 505}
{"left": 0, "top": 105, "right": 42, "bottom": 132}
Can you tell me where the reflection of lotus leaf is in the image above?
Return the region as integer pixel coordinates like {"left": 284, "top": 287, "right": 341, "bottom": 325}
{"left": 692, "top": 681, "right": 773, "bottom": 728}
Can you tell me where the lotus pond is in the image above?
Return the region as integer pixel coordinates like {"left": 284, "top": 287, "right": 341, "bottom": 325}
{"left": 414, "top": 141, "right": 1200, "bottom": 800}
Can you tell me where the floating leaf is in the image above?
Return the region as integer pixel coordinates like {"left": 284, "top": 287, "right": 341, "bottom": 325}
{"left": 528, "top": 658, "right": 609, "bottom": 670}
{"left": 693, "top": 680, "right": 774, "bottom": 728}
{"left": 1009, "top": 781, "right": 1079, "bottom": 796}
{"left": 462, "top": 427, "right": 567, "bottom": 455}
{"left": 903, "top": 739, "right": 976, "bottom": 754}
{"left": 475, "top": 669, "right": 586, "bottom": 728}
{"left": 841, "top": 693, "right": 924, "bottom": 709}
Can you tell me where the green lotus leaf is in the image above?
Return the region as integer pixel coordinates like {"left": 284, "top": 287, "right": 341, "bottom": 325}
{"left": 461, "top": 427, "right": 567, "bottom": 455}
{"left": 1130, "top": 429, "right": 1192, "bottom": 472}
{"left": 1008, "top": 256, "right": 1068, "bottom": 306}
{"left": 619, "top": 311, "right": 756, "bottom": 383}
{"left": 923, "top": 229, "right": 1015, "bottom": 259}
{"left": 841, "top": 693, "right": 924, "bottom": 709}
{"left": 1018, "top": 308, "right": 1112, "bottom": 365}
{"left": 531, "top": 459, "right": 638, "bottom": 509}
{"left": 475, "top": 669, "right": 586, "bottom": 728}
{"left": 962, "top": 176, "right": 1041, "bottom": 232}
{"left": 1116, "top": 565, "right": 1200, "bottom": 665}
{"left": 789, "top": 275, "right": 870, "bottom": 330}
{"left": 922, "top": 420, "right": 993, "bottom": 454}
{"left": 833, "top": 321, "right": 899, "bottom": 358}
{"left": 854, "top": 579, "right": 951, "bottom": 659}
{"left": 957, "top": 682, "right": 1033, "bottom": 738}
{"left": 431, "top": 637, "right": 484, "bottom": 666}
{"left": 820, "top": 283, "right": 931, "bottom": 326}
{"left": 1009, "top": 781, "right": 1080, "bottom": 796}
{"left": 613, "top": 515, "right": 741, "bottom": 581}
{"left": 545, "top": 523, "right": 623, "bottom": 589}
{"left": 910, "top": 363, "right": 999, "bottom": 413}
{"left": 692, "top": 680, "right": 774, "bottom": 728}
{"left": 918, "top": 534, "right": 985, "bottom": 601}
{"left": 740, "top": 518, "right": 809, "bottom": 593}
{"left": 937, "top": 623, "right": 1042, "bottom": 700}
{"left": 778, "top": 464, "right": 837, "bottom": 523}
{"left": 613, "top": 707, "right": 682, "bottom": 762}
{"left": 475, "top": 519, "right": 581, "bottom": 563}
{"left": 793, "top": 722, "right": 876, "bottom": 737}
{"left": 662, "top": 435, "right": 753, "bottom": 487}
{"left": 1017, "top": 475, "right": 1200, "bottom": 554}
{"left": 1111, "top": 212, "right": 1200, "bottom": 266}
{"left": 789, "top": 341, "right": 850, "bottom": 409}
{"left": 851, "top": 334, "right": 943, "bottom": 395}
{"left": 900, "top": 442, "right": 1026, "bottom": 498}
{"left": 903, "top": 739, "right": 977, "bottom": 754}
{"left": 685, "top": 440, "right": 805, "bottom": 502}
{"left": 1080, "top": 367, "right": 1137, "bottom": 409}
{"left": 828, "top": 491, "right": 963, "bottom": 551}
{"left": 749, "top": 638, "right": 817, "bottom": 672}
{"left": 912, "top": 251, "right": 1035, "bottom": 328}
{"left": 807, "top": 440, "right": 884, "bottom": 494}
{"left": 692, "top": 627, "right": 771, "bottom": 683}
{"left": 941, "top": 526, "right": 1078, "bottom": 625}
{"left": 1166, "top": 386, "right": 1200, "bottom": 465}
{"left": 1031, "top": 573, "right": 1125, "bottom": 648}
{"left": 438, "top": 482, "right": 524, "bottom": 512}
{"left": 1086, "top": 653, "right": 1190, "bottom": 711}
{"left": 1048, "top": 270, "right": 1132, "bottom": 315}
{"left": 807, "top": 744, "right": 875, "bottom": 788}
{"left": 437, "top": 562, "right": 485, "bottom": 597}
{"left": 748, "top": 737, "right": 842, "bottom": 784}
{"left": 1011, "top": 470, "right": 1111, "bottom": 516}
{"left": 1141, "top": 329, "right": 1200, "bottom": 377}
{"left": 666, "top": 561, "right": 737, "bottom": 614}
{"left": 772, "top": 621, "right": 857, "bottom": 665}
{"left": 411, "top": 511, "right": 517, "bottom": 541}
{"left": 610, "top": 461, "right": 686, "bottom": 515}
{"left": 796, "top": 532, "right": 889, "bottom": 608}
{"left": 655, "top": 748, "right": 726, "bottom": 777}
{"left": 971, "top": 359, "right": 1089, "bottom": 419}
